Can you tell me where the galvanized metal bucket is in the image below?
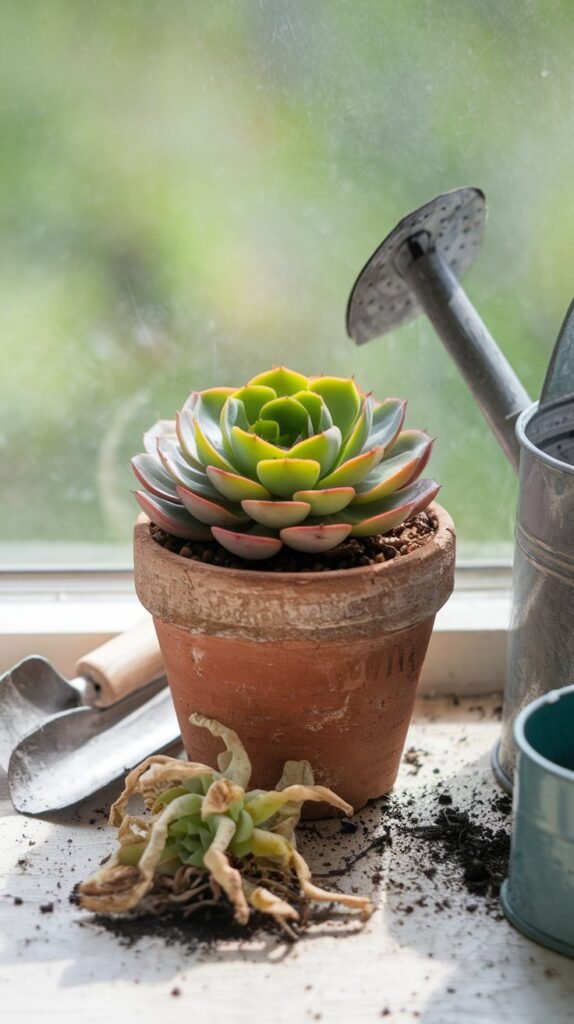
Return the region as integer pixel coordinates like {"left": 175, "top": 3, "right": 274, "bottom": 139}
{"left": 501, "top": 683, "right": 574, "bottom": 958}
{"left": 492, "top": 399, "right": 574, "bottom": 789}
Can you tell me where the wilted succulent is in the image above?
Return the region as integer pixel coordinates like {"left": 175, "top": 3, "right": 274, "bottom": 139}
{"left": 132, "top": 366, "right": 438, "bottom": 560}
{"left": 79, "top": 714, "right": 372, "bottom": 933}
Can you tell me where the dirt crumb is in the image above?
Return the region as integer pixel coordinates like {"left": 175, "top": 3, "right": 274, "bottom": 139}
{"left": 407, "top": 802, "right": 510, "bottom": 904}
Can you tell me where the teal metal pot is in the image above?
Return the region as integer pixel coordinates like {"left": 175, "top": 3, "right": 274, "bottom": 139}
{"left": 501, "top": 684, "right": 574, "bottom": 958}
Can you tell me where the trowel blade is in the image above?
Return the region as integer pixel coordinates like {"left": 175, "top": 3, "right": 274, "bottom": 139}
{"left": 0, "top": 657, "right": 79, "bottom": 772}
{"left": 8, "top": 686, "right": 181, "bottom": 815}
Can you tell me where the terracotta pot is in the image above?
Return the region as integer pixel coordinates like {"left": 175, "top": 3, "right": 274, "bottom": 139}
{"left": 134, "top": 503, "right": 455, "bottom": 814}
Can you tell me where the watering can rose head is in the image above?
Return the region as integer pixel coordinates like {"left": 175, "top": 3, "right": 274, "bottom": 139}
{"left": 131, "top": 366, "right": 439, "bottom": 560}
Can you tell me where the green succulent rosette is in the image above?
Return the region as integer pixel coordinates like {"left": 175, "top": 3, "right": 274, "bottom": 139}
{"left": 132, "top": 366, "right": 439, "bottom": 560}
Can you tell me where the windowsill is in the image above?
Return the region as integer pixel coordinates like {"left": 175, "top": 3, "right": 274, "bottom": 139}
{"left": 0, "top": 567, "right": 511, "bottom": 696}
{"left": 2, "top": 695, "right": 570, "bottom": 1020}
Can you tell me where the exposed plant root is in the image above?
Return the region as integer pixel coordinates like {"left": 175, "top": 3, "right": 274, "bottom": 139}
{"left": 131, "top": 856, "right": 368, "bottom": 941}
{"left": 79, "top": 714, "right": 375, "bottom": 930}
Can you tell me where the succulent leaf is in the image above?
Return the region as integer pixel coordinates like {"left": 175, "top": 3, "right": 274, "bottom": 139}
{"left": 207, "top": 466, "right": 271, "bottom": 503}
{"left": 340, "top": 479, "right": 441, "bottom": 537}
{"left": 351, "top": 431, "right": 434, "bottom": 505}
{"left": 336, "top": 395, "right": 374, "bottom": 464}
{"left": 241, "top": 499, "right": 311, "bottom": 529}
{"left": 194, "top": 388, "right": 235, "bottom": 451}
{"left": 133, "top": 491, "right": 212, "bottom": 541}
{"left": 143, "top": 419, "right": 176, "bottom": 456}
{"left": 256, "top": 458, "right": 321, "bottom": 498}
{"left": 367, "top": 398, "right": 407, "bottom": 452}
{"left": 319, "top": 446, "right": 384, "bottom": 488}
{"left": 288, "top": 425, "right": 342, "bottom": 476}
{"left": 292, "top": 486, "right": 355, "bottom": 516}
{"left": 212, "top": 526, "right": 284, "bottom": 560}
{"left": 182, "top": 392, "right": 199, "bottom": 415}
{"left": 176, "top": 485, "right": 249, "bottom": 528}
{"left": 157, "top": 437, "right": 221, "bottom": 498}
{"left": 230, "top": 426, "right": 285, "bottom": 477}
{"left": 259, "top": 396, "right": 311, "bottom": 439}
{"left": 248, "top": 366, "right": 309, "bottom": 396}
{"left": 309, "top": 377, "right": 361, "bottom": 440}
{"left": 291, "top": 390, "right": 324, "bottom": 432}
{"left": 251, "top": 419, "right": 280, "bottom": 442}
{"left": 231, "top": 385, "right": 277, "bottom": 421}
{"left": 401, "top": 478, "right": 441, "bottom": 517}
{"left": 317, "top": 402, "right": 334, "bottom": 432}
{"left": 131, "top": 453, "right": 180, "bottom": 503}
{"left": 280, "top": 520, "right": 352, "bottom": 553}
{"left": 194, "top": 418, "right": 235, "bottom": 473}
{"left": 220, "top": 397, "right": 250, "bottom": 456}
{"left": 175, "top": 410, "right": 204, "bottom": 470}
{"left": 132, "top": 367, "right": 439, "bottom": 560}
{"left": 392, "top": 429, "right": 434, "bottom": 485}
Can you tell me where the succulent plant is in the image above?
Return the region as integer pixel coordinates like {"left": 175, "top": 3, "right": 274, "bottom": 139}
{"left": 132, "top": 366, "right": 439, "bottom": 560}
{"left": 79, "top": 714, "right": 372, "bottom": 932}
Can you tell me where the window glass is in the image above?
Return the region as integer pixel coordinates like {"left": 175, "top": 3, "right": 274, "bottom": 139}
{"left": 1, "top": 1, "right": 569, "bottom": 566}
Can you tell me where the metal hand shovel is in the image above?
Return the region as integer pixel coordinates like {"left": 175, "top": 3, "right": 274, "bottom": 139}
{"left": 8, "top": 686, "right": 180, "bottom": 815}
{"left": 0, "top": 617, "right": 165, "bottom": 771}
{"left": 346, "top": 187, "right": 574, "bottom": 789}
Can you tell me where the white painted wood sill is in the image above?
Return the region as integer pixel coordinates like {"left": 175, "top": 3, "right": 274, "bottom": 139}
{"left": 1, "top": 696, "right": 573, "bottom": 1024}
{"left": 1, "top": 572, "right": 572, "bottom": 1021}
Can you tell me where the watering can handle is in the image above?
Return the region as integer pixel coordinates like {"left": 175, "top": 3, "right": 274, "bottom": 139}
{"left": 540, "top": 296, "right": 574, "bottom": 409}
{"left": 74, "top": 617, "right": 164, "bottom": 707}
{"left": 403, "top": 248, "right": 531, "bottom": 471}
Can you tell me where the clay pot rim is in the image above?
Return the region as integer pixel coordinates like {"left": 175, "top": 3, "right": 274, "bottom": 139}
{"left": 137, "top": 501, "right": 452, "bottom": 583}
{"left": 136, "top": 502, "right": 454, "bottom": 643}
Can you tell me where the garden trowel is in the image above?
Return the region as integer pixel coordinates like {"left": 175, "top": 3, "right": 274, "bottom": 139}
{"left": 8, "top": 685, "right": 181, "bottom": 814}
{"left": 0, "top": 617, "right": 165, "bottom": 771}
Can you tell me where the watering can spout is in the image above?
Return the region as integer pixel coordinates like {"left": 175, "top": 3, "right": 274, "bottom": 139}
{"left": 346, "top": 187, "right": 531, "bottom": 471}
{"left": 347, "top": 187, "right": 574, "bottom": 795}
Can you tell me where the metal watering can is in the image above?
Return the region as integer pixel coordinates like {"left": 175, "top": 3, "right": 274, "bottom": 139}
{"left": 346, "top": 187, "right": 574, "bottom": 791}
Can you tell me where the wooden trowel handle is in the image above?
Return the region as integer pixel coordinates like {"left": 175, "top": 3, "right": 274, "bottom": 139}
{"left": 75, "top": 617, "right": 164, "bottom": 707}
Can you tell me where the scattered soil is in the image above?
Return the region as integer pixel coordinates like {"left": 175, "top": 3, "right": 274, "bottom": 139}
{"left": 150, "top": 509, "right": 438, "bottom": 573}
{"left": 80, "top": 885, "right": 363, "bottom": 950}
{"left": 340, "top": 819, "right": 359, "bottom": 835}
{"left": 314, "top": 832, "right": 391, "bottom": 879}
{"left": 87, "top": 904, "right": 266, "bottom": 952}
{"left": 82, "top": 895, "right": 367, "bottom": 951}
{"left": 370, "top": 787, "right": 512, "bottom": 920}
{"left": 491, "top": 792, "right": 512, "bottom": 816}
{"left": 74, "top": 788, "right": 511, "bottom": 949}
{"left": 408, "top": 803, "right": 511, "bottom": 901}
{"left": 403, "top": 747, "right": 426, "bottom": 775}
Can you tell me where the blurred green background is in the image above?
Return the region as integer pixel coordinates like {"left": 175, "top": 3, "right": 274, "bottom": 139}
{"left": 2, "top": 0, "right": 573, "bottom": 565}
